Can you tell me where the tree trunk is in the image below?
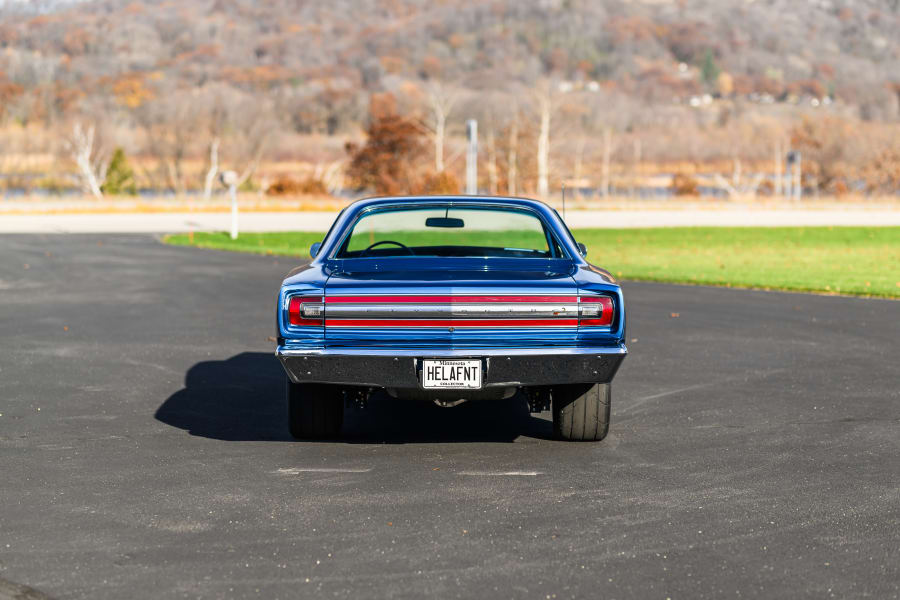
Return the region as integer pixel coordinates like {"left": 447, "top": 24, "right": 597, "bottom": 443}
{"left": 774, "top": 137, "right": 782, "bottom": 198}
{"left": 434, "top": 109, "right": 445, "bottom": 173}
{"left": 487, "top": 126, "right": 498, "bottom": 195}
{"left": 507, "top": 117, "right": 518, "bottom": 196}
{"left": 203, "top": 137, "right": 220, "bottom": 201}
{"left": 537, "top": 97, "right": 550, "bottom": 198}
{"left": 631, "top": 139, "right": 641, "bottom": 198}
{"left": 573, "top": 136, "right": 586, "bottom": 200}
{"left": 70, "top": 123, "right": 104, "bottom": 199}
{"left": 79, "top": 157, "right": 103, "bottom": 199}
{"left": 165, "top": 159, "right": 180, "bottom": 196}
{"left": 602, "top": 128, "right": 611, "bottom": 197}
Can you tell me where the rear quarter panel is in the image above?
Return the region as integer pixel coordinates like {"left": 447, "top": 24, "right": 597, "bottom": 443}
{"left": 574, "top": 264, "right": 626, "bottom": 347}
{"left": 278, "top": 263, "right": 328, "bottom": 347}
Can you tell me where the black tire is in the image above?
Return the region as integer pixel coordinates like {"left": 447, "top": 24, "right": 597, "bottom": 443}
{"left": 287, "top": 381, "right": 344, "bottom": 439}
{"left": 552, "top": 383, "right": 611, "bottom": 441}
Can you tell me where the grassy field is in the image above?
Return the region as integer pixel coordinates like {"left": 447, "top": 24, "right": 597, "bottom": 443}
{"left": 163, "top": 227, "right": 900, "bottom": 298}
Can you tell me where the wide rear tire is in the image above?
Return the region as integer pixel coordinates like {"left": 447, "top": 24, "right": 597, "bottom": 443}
{"left": 287, "top": 381, "right": 344, "bottom": 439}
{"left": 552, "top": 383, "right": 611, "bottom": 441}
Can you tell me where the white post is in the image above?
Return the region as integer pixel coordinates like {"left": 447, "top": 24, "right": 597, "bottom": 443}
{"left": 466, "top": 119, "right": 478, "bottom": 195}
{"left": 229, "top": 183, "right": 238, "bottom": 239}
{"left": 220, "top": 170, "right": 239, "bottom": 240}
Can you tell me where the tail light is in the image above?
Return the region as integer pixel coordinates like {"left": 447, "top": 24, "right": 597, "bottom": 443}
{"left": 288, "top": 295, "right": 324, "bottom": 326}
{"left": 579, "top": 296, "right": 614, "bottom": 327}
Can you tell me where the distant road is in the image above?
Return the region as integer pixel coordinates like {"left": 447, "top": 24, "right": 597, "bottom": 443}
{"left": 2, "top": 207, "right": 900, "bottom": 233}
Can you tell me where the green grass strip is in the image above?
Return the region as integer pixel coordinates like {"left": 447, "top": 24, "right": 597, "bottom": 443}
{"left": 163, "top": 227, "right": 900, "bottom": 298}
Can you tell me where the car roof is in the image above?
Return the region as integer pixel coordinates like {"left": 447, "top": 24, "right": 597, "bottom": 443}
{"left": 346, "top": 195, "right": 553, "bottom": 212}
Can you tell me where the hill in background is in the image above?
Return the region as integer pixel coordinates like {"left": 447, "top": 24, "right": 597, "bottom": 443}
{"left": 0, "top": 0, "right": 898, "bottom": 197}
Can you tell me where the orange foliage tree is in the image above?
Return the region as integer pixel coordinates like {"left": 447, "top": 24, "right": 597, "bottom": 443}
{"left": 345, "top": 100, "right": 426, "bottom": 195}
{"left": 791, "top": 117, "right": 852, "bottom": 193}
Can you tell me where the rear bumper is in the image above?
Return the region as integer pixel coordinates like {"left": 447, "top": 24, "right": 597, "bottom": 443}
{"left": 277, "top": 345, "right": 627, "bottom": 388}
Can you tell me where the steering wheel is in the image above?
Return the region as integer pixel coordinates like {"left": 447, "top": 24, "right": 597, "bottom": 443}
{"left": 360, "top": 240, "right": 415, "bottom": 256}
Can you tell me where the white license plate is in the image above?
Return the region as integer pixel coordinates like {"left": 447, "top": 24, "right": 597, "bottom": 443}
{"left": 421, "top": 359, "right": 482, "bottom": 389}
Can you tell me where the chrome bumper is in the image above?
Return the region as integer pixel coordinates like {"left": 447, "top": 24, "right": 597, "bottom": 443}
{"left": 277, "top": 345, "right": 627, "bottom": 388}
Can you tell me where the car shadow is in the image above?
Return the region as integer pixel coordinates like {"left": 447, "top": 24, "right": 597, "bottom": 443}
{"left": 154, "top": 352, "right": 555, "bottom": 443}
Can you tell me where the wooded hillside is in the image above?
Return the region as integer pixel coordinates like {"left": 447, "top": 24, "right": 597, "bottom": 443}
{"left": 1, "top": 0, "right": 898, "bottom": 197}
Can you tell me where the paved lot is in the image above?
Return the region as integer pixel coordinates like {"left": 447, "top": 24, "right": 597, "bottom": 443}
{"left": 1, "top": 234, "right": 898, "bottom": 599}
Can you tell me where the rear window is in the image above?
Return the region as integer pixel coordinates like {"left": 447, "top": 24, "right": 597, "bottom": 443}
{"left": 334, "top": 206, "right": 565, "bottom": 258}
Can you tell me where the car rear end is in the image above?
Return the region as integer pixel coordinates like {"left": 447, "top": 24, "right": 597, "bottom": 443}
{"left": 278, "top": 271, "right": 625, "bottom": 393}
{"left": 276, "top": 197, "right": 626, "bottom": 440}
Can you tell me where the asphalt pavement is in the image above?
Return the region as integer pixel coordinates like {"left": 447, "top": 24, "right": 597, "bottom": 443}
{"left": 1, "top": 234, "right": 898, "bottom": 599}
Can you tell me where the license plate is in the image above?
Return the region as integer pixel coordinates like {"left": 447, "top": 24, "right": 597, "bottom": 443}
{"left": 421, "top": 359, "right": 482, "bottom": 389}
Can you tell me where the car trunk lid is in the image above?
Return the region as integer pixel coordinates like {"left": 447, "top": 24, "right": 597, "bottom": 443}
{"left": 323, "top": 258, "right": 578, "bottom": 349}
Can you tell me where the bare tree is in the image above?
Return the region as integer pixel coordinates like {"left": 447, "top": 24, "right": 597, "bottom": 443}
{"left": 572, "top": 136, "right": 587, "bottom": 186}
{"left": 507, "top": 107, "right": 519, "bottom": 196}
{"left": 601, "top": 127, "right": 613, "bottom": 197}
{"left": 486, "top": 125, "right": 499, "bottom": 194}
{"left": 136, "top": 90, "right": 196, "bottom": 194}
{"left": 322, "top": 159, "right": 345, "bottom": 195}
{"left": 534, "top": 81, "right": 554, "bottom": 198}
{"left": 195, "top": 88, "right": 278, "bottom": 194}
{"left": 714, "top": 158, "right": 765, "bottom": 199}
{"left": 67, "top": 122, "right": 108, "bottom": 199}
{"left": 227, "top": 101, "right": 278, "bottom": 188}
{"left": 422, "top": 81, "right": 461, "bottom": 173}
{"left": 203, "top": 137, "right": 219, "bottom": 201}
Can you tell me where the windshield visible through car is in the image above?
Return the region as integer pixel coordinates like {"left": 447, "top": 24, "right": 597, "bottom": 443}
{"left": 334, "top": 206, "right": 565, "bottom": 259}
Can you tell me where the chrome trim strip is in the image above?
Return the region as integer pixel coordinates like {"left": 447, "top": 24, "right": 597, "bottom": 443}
{"left": 324, "top": 292, "right": 577, "bottom": 297}
{"left": 278, "top": 345, "right": 627, "bottom": 358}
{"left": 324, "top": 303, "right": 579, "bottom": 319}
{"left": 324, "top": 324, "right": 577, "bottom": 328}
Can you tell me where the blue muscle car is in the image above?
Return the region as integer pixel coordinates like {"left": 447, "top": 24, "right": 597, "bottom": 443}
{"left": 276, "top": 196, "right": 627, "bottom": 441}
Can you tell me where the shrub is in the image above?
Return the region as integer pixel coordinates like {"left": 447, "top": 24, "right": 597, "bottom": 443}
{"left": 671, "top": 173, "right": 699, "bottom": 195}
{"left": 238, "top": 177, "right": 257, "bottom": 192}
{"left": 101, "top": 147, "right": 137, "bottom": 195}
{"left": 419, "top": 170, "right": 460, "bottom": 194}
{"left": 266, "top": 176, "right": 328, "bottom": 195}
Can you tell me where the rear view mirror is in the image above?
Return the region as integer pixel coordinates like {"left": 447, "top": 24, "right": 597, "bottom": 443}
{"left": 577, "top": 242, "right": 587, "bottom": 257}
{"left": 309, "top": 242, "right": 322, "bottom": 258}
{"left": 425, "top": 217, "right": 465, "bottom": 228}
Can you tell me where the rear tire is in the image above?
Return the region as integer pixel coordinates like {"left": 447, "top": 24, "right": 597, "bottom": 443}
{"left": 552, "top": 383, "right": 610, "bottom": 441}
{"left": 287, "top": 381, "right": 344, "bottom": 439}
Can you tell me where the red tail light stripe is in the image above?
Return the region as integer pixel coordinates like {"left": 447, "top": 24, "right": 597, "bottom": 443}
{"left": 288, "top": 296, "right": 324, "bottom": 326}
{"left": 325, "top": 295, "right": 578, "bottom": 304}
{"left": 579, "top": 296, "right": 614, "bottom": 326}
{"left": 324, "top": 319, "right": 579, "bottom": 328}
{"left": 290, "top": 294, "right": 614, "bottom": 328}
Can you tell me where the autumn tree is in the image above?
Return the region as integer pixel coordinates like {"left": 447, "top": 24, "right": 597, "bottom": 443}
{"left": 345, "top": 100, "right": 426, "bottom": 195}
{"left": 791, "top": 116, "right": 852, "bottom": 193}
{"left": 135, "top": 87, "right": 197, "bottom": 194}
